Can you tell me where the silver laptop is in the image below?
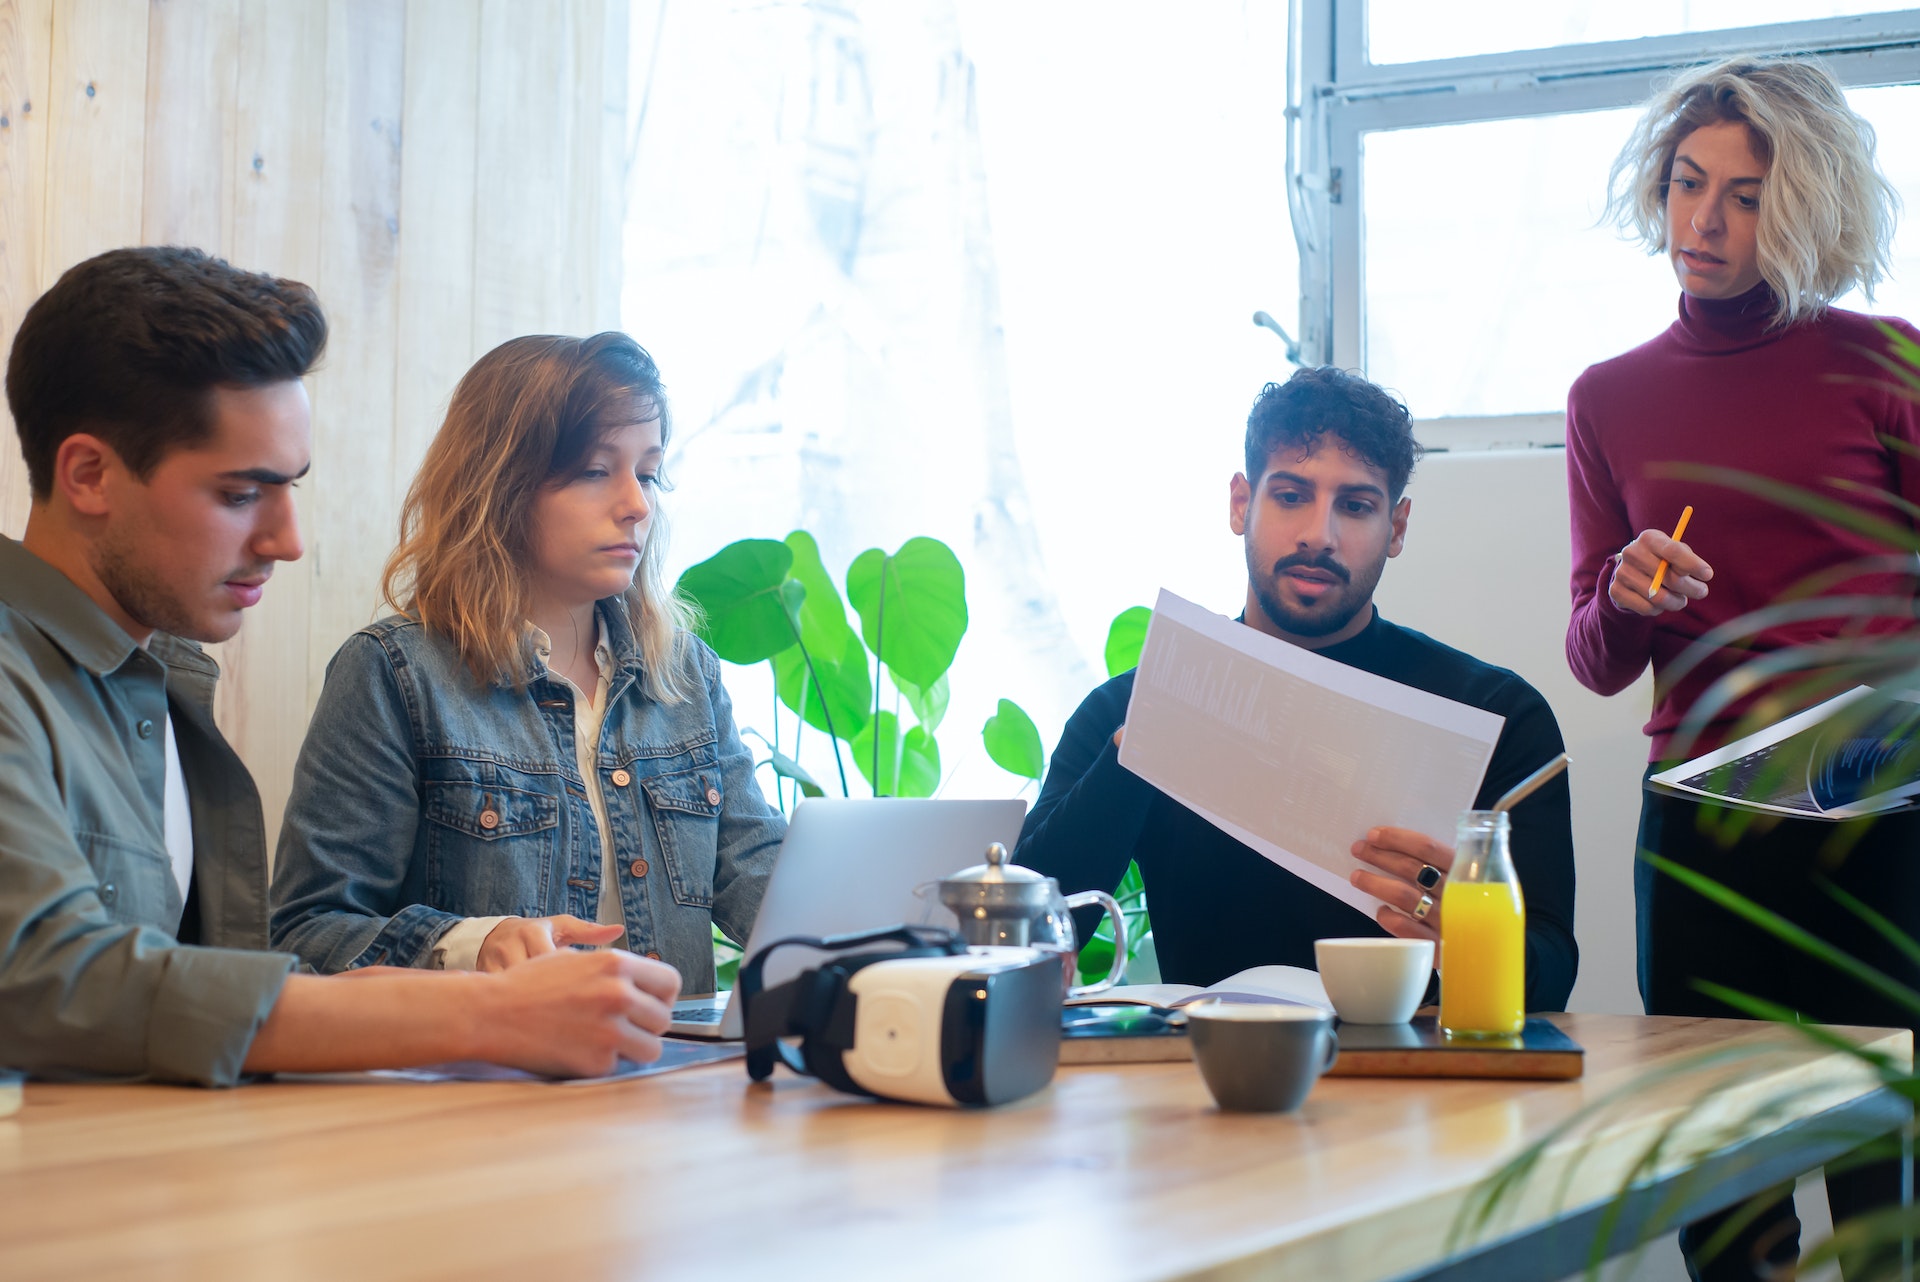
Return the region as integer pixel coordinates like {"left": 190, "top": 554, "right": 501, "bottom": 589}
{"left": 668, "top": 797, "right": 1028, "bottom": 1040}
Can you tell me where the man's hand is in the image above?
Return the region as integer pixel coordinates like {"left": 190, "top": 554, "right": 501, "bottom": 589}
{"left": 477, "top": 914, "right": 624, "bottom": 972}
{"left": 1607, "top": 528, "right": 1711, "bottom": 616}
{"left": 1350, "top": 826, "right": 1453, "bottom": 941}
{"left": 242, "top": 949, "right": 682, "bottom": 1078}
{"left": 472, "top": 948, "right": 681, "bottom": 1077}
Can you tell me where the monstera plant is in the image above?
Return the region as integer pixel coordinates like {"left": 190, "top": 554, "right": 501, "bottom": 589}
{"left": 676, "top": 531, "right": 1046, "bottom": 800}
{"left": 678, "top": 532, "right": 1159, "bottom": 987}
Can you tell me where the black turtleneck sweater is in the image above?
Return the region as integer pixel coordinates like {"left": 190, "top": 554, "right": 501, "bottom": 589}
{"left": 1566, "top": 283, "right": 1920, "bottom": 759}
{"left": 1016, "top": 609, "right": 1578, "bottom": 1011}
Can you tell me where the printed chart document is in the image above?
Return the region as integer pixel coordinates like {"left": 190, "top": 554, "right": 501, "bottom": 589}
{"left": 1118, "top": 590, "right": 1505, "bottom": 917}
{"left": 1649, "top": 685, "right": 1920, "bottom": 819}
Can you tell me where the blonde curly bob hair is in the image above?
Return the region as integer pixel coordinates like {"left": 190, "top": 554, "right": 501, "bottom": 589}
{"left": 1606, "top": 55, "right": 1897, "bottom": 328}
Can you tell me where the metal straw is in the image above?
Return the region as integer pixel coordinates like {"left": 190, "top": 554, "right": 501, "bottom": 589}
{"left": 1492, "top": 752, "right": 1569, "bottom": 814}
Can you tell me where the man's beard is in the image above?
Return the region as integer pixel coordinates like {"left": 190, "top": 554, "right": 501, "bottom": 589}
{"left": 1247, "top": 548, "right": 1382, "bottom": 640}
{"left": 94, "top": 528, "right": 238, "bottom": 643}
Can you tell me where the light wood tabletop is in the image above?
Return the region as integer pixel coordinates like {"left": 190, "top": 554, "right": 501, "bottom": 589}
{"left": 0, "top": 1012, "right": 1907, "bottom": 1282}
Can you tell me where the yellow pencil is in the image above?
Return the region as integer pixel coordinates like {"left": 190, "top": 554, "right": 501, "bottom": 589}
{"left": 1646, "top": 505, "right": 1694, "bottom": 600}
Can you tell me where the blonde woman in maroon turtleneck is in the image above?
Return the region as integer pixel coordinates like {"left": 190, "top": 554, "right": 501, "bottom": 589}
{"left": 1566, "top": 56, "right": 1917, "bottom": 1282}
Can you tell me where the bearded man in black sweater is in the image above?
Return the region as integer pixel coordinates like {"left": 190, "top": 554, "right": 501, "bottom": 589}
{"left": 1016, "top": 367, "right": 1577, "bottom": 1010}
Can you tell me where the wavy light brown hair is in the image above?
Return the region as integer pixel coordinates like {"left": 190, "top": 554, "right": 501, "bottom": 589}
{"left": 382, "top": 332, "right": 692, "bottom": 700}
{"left": 1606, "top": 56, "right": 1898, "bottom": 328}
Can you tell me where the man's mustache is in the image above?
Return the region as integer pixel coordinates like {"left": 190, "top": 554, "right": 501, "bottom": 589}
{"left": 1271, "top": 552, "right": 1350, "bottom": 584}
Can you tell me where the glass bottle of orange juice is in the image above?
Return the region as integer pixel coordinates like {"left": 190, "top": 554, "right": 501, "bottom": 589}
{"left": 1440, "top": 810, "right": 1525, "bottom": 1038}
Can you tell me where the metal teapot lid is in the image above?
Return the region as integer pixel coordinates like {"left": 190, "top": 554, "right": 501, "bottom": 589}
{"left": 939, "top": 842, "right": 1054, "bottom": 914}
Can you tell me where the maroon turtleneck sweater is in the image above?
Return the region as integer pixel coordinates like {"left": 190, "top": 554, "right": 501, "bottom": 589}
{"left": 1566, "top": 283, "right": 1920, "bottom": 761}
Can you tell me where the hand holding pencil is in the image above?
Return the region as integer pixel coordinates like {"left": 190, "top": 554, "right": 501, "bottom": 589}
{"left": 1607, "top": 505, "right": 1711, "bottom": 617}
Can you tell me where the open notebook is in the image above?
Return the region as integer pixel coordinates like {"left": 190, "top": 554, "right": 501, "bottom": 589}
{"left": 1065, "top": 964, "right": 1334, "bottom": 1014}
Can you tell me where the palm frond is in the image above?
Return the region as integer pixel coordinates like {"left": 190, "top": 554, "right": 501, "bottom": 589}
{"left": 1818, "top": 878, "right": 1920, "bottom": 975}
{"left": 1642, "top": 853, "right": 1920, "bottom": 1021}
{"left": 1649, "top": 462, "right": 1920, "bottom": 554}
{"left": 1825, "top": 477, "right": 1920, "bottom": 526}
{"left": 1656, "top": 595, "right": 1919, "bottom": 695}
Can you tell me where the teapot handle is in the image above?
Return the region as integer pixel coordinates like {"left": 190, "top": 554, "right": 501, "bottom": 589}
{"left": 1062, "top": 889, "right": 1128, "bottom": 997}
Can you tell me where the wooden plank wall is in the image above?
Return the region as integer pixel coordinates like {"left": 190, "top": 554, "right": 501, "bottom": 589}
{"left": 0, "top": 0, "right": 629, "bottom": 845}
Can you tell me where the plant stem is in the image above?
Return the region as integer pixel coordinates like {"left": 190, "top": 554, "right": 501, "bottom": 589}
{"left": 872, "top": 562, "right": 886, "bottom": 794}
{"left": 784, "top": 614, "right": 850, "bottom": 797}
{"left": 893, "top": 682, "right": 905, "bottom": 792}
{"left": 797, "top": 645, "right": 850, "bottom": 797}
{"left": 767, "top": 660, "right": 784, "bottom": 810}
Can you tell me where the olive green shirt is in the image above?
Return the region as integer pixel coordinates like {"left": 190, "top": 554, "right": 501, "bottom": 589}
{"left": 0, "top": 536, "right": 294, "bottom": 1085}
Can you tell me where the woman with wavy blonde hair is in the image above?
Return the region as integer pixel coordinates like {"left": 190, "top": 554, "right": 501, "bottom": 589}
{"left": 1565, "top": 56, "right": 1919, "bottom": 1281}
{"left": 271, "top": 333, "right": 783, "bottom": 996}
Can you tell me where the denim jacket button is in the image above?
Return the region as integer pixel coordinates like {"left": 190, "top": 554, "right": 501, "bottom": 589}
{"left": 136, "top": 719, "right": 154, "bottom": 740}
{"left": 705, "top": 787, "right": 720, "bottom": 806}
{"left": 611, "top": 768, "right": 632, "bottom": 787}
{"left": 479, "top": 808, "right": 500, "bottom": 830}
{"left": 646, "top": 951, "right": 661, "bottom": 961}
{"left": 98, "top": 882, "right": 117, "bottom": 904}
{"left": 629, "top": 858, "right": 649, "bottom": 878}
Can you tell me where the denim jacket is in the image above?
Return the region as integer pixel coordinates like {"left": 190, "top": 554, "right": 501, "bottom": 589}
{"left": 269, "top": 604, "right": 783, "bottom": 990}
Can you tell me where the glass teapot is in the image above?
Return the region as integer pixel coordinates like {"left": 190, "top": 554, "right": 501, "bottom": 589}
{"left": 937, "top": 842, "right": 1128, "bottom": 997}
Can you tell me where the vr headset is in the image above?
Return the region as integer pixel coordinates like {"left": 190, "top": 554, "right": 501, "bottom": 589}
{"left": 739, "top": 925, "right": 1062, "bottom": 1107}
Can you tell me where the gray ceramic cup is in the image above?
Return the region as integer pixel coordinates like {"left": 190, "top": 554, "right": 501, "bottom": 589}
{"left": 1186, "top": 1002, "right": 1339, "bottom": 1113}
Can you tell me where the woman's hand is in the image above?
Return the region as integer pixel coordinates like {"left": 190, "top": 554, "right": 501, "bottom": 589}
{"left": 477, "top": 915, "right": 625, "bottom": 972}
{"left": 1607, "top": 528, "right": 1712, "bottom": 616}
{"left": 1350, "top": 826, "right": 1454, "bottom": 941}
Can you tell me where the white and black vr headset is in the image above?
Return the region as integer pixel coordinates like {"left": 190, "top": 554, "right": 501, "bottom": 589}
{"left": 739, "top": 925, "right": 1062, "bottom": 1108}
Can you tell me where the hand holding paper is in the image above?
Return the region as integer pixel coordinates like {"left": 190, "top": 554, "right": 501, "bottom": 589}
{"left": 1116, "top": 591, "right": 1503, "bottom": 917}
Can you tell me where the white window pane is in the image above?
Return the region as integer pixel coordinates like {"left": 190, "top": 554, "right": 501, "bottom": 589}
{"left": 1363, "top": 109, "right": 1674, "bottom": 420}
{"left": 1367, "top": 1, "right": 1894, "bottom": 66}
{"left": 1833, "top": 85, "right": 1920, "bottom": 326}
{"left": 1364, "top": 87, "right": 1920, "bottom": 420}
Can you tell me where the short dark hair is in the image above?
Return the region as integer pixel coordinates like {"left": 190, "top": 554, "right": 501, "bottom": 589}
{"left": 6, "top": 246, "right": 328, "bottom": 498}
{"left": 1244, "top": 365, "right": 1423, "bottom": 501}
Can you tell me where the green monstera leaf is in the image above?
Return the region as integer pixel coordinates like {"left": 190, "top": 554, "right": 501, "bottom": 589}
{"left": 981, "top": 698, "right": 1044, "bottom": 781}
{"left": 893, "top": 672, "right": 950, "bottom": 734}
{"left": 772, "top": 630, "right": 871, "bottom": 741}
{"left": 851, "top": 711, "right": 941, "bottom": 798}
{"left": 1104, "top": 605, "right": 1153, "bottom": 678}
{"left": 676, "top": 539, "right": 802, "bottom": 664}
{"left": 845, "top": 537, "right": 968, "bottom": 689}
{"left": 784, "top": 530, "right": 860, "bottom": 658}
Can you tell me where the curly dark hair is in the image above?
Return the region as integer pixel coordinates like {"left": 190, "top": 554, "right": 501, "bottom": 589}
{"left": 1244, "top": 365, "right": 1422, "bottom": 501}
{"left": 6, "top": 245, "right": 328, "bottom": 498}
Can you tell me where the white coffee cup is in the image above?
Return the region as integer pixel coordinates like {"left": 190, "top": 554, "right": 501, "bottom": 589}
{"left": 1314, "top": 937, "right": 1435, "bottom": 1024}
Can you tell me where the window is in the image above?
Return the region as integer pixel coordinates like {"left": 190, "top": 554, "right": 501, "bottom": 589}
{"left": 1360, "top": 84, "right": 1920, "bottom": 423}
{"left": 1366, "top": 1, "right": 1899, "bottom": 67}
{"left": 1290, "top": 2, "right": 1920, "bottom": 441}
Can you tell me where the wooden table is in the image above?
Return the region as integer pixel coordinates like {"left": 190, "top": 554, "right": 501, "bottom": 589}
{"left": 0, "top": 1013, "right": 1908, "bottom": 1282}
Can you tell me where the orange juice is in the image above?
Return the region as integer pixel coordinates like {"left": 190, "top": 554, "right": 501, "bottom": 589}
{"left": 1440, "top": 880, "right": 1525, "bottom": 1037}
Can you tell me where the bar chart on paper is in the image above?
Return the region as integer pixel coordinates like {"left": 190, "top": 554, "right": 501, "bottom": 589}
{"left": 1120, "top": 591, "right": 1505, "bottom": 911}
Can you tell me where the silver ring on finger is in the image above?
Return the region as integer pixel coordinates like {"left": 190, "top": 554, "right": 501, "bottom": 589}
{"left": 1412, "top": 893, "right": 1434, "bottom": 921}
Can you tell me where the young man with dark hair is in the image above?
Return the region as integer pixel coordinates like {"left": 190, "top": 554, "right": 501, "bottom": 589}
{"left": 0, "top": 246, "right": 680, "bottom": 1084}
{"left": 1017, "top": 366, "right": 1578, "bottom": 1008}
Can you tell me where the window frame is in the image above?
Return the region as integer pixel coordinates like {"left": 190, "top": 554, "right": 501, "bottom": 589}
{"left": 1286, "top": 2, "right": 1920, "bottom": 440}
